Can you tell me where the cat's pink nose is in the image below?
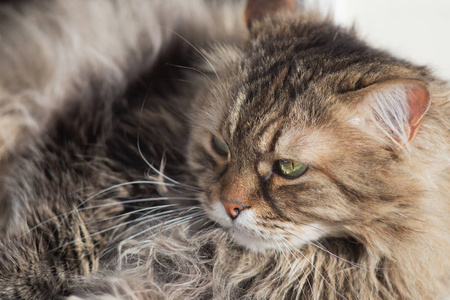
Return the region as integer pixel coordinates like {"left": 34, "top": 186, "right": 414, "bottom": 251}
{"left": 220, "top": 200, "right": 249, "bottom": 220}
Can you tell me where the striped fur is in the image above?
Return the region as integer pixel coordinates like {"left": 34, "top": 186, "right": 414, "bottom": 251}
{"left": 0, "top": 0, "right": 448, "bottom": 299}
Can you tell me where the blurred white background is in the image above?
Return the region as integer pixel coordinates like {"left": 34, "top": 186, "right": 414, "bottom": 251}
{"left": 306, "top": 0, "right": 450, "bottom": 81}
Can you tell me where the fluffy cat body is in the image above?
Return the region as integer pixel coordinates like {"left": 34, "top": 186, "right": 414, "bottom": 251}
{"left": 0, "top": 0, "right": 448, "bottom": 299}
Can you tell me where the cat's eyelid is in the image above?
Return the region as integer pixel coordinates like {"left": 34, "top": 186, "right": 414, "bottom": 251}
{"left": 211, "top": 134, "right": 229, "bottom": 157}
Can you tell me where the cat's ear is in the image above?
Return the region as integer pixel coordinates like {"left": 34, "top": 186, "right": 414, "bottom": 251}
{"left": 244, "top": 0, "right": 297, "bottom": 29}
{"left": 347, "top": 79, "right": 430, "bottom": 146}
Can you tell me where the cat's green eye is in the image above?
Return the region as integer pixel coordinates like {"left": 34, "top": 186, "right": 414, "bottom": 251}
{"left": 277, "top": 160, "right": 308, "bottom": 179}
{"left": 212, "top": 135, "right": 229, "bottom": 156}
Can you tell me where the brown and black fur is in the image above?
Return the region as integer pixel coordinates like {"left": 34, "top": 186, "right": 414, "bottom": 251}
{"left": 0, "top": 0, "right": 448, "bottom": 299}
{"left": 0, "top": 50, "right": 195, "bottom": 299}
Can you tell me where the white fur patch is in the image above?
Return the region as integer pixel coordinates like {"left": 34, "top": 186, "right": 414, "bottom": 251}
{"left": 207, "top": 202, "right": 333, "bottom": 252}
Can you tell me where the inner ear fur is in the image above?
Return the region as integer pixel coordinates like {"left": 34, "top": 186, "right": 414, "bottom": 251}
{"left": 244, "top": 0, "right": 297, "bottom": 29}
{"left": 346, "top": 79, "right": 430, "bottom": 146}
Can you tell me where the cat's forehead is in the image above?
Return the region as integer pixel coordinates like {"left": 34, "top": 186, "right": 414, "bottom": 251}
{"left": 222, "top": 60, "right": 335, "bottom": 151}
{"left": 207, "top": 16, "right": 422, "bottom": 153}
{"left": 220, "top": 23, "right": 353, "bottom": 141}
{"left": 222, "top": 88, "right": 332, "bottom": 161}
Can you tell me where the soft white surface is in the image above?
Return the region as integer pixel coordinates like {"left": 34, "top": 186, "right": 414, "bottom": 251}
{"left": 306, "top": 0, "right": 450, "bottom": 81}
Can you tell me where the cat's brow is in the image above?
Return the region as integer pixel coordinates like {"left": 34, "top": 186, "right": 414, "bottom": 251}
{"left": 257, "top": 121, "right": 283, "bottom": 152}
{"left": 229, "top": 90, "right": 247, "bottom": 136}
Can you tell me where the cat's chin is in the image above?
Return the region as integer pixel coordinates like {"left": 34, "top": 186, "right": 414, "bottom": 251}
{"left": 226, "top": 227, "right": 289, "bottom": 253}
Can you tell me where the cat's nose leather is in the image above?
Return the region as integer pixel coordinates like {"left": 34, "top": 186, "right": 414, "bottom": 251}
{"left": 220, "top": 200, "right": 249, "bottom": 220}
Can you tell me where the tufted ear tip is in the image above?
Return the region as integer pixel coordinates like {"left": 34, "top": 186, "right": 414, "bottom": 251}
{"left": 347, "top": 80, "right": 431, "bottom": 146}
{"left": 244, "top": 0, "right": 297, "bottom": 29}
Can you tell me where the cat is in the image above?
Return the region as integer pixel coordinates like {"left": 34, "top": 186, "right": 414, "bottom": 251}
{"left": 0, "top": 0, "right": 449, "bottom": 299}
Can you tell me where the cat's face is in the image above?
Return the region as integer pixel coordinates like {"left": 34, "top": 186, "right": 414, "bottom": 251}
{"left": 188, "top": 12, "right": 428, "bottom": 252}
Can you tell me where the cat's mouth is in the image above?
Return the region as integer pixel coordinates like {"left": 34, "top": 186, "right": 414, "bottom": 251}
{"left": 207, "top": 201, "right": 331, "bottom": 252}
{"left": 206, "top": 201, "right": 273, "bottom": 251}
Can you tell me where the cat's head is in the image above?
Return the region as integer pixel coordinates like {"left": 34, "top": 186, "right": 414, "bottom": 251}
{"left": 188, "top": 0, "right": 431, "bottom": 252}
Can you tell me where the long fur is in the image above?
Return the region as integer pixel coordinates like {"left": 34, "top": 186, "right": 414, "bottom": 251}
{"left": 0, "top": 1, "right": 448, "bottom": 299}
{"left": 0, "top": 0, "right": 244, "bottom": 167}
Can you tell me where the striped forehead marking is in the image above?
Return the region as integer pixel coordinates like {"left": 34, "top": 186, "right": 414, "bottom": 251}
{"left": 229, "top": 90, "right": 246, "bottom": 137}
{"left": 256, "top": 119, "right": 284, "bottom": 152}
{"left": 228, "top": 65, "right": 290, "bottom": 137}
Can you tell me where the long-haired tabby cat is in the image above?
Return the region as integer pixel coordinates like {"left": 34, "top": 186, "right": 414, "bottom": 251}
{"left": 0, "top": 0, "right": 448, "bottom": 299}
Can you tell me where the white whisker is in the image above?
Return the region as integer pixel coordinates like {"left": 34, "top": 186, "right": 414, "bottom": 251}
{"left": 165, "top": 63, "right": 225, "bottom": 98}
{"left": 166, "top": 28, "right": 222, "bottom": 85}
{"left": 136, "top": 97, "right": 200, "bottom": 192}
{"left": 47, "top": 207, "right": 194, "bottom": 254}
{"left": 27, "top": 196, "right": 185, "bottom": 236}
{"left": 99, "top": 209, "right": 205, "bottom": 260}
{"left": 179, "top": 213, "right": 207, "bottom": 233}
{"left": 85, "top": 204, "right": 181, "bottom": 225}
{"left": 124, "top": 211, "right": 205, "bottom": 241}
{"left": 78, "top": 180, "right": 179, "bottom": 208}
{"left": 86, "top": 196, "right": 197, "bottom": 211}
